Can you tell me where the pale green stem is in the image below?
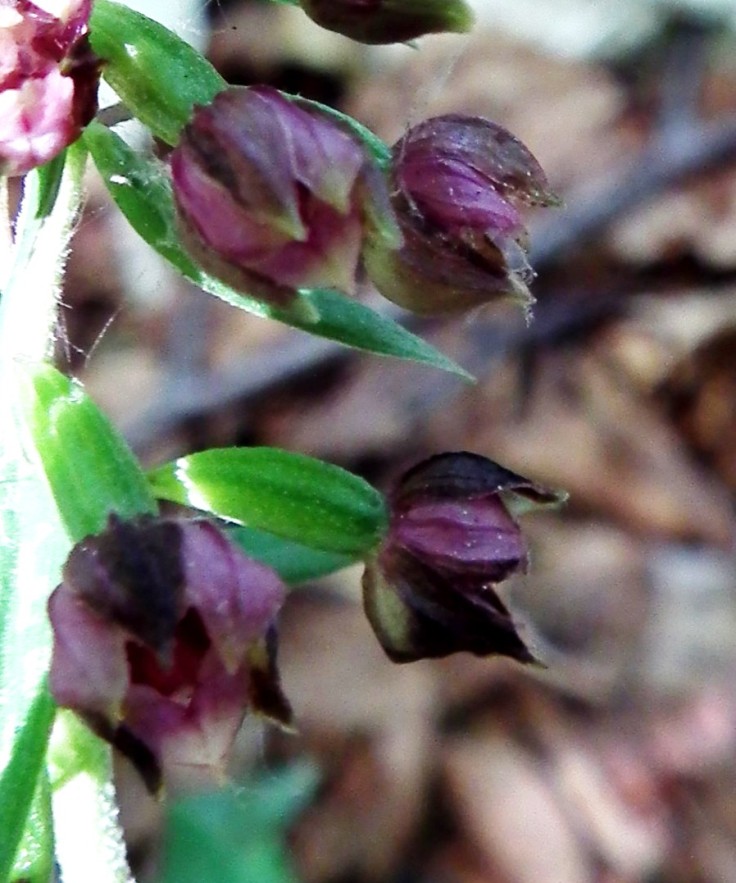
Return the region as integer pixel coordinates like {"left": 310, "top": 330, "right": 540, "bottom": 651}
{"left": 0, "top": 180, "right": 11, "bottom": 271}
{"left": 0, "top": 150, "right": 134, "bottom": 883}
{"left": 0, "top": 149, "right": 84, "bottom": 365}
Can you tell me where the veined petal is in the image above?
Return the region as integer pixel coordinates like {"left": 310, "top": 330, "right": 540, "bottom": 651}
{"left": 181, "top": 521, "right": 285, "bottom": 675}
{"left": 48, "top": 585, "right": 129, "bottom": 721}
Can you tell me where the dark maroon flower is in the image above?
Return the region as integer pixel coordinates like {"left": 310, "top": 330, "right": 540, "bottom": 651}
{"left": 171, "top": 86, "right": 399, "bottom": 309}
{"left": 48, "top": 514, "right": 291, "bottom": 793}
{"left": 363, "top": 115, "right": 559, "bottom": 315}
{"left": 0, "top": 0, "right": 100, "bottom": 176}
{"left": 362, "top": 452, "right": 565, "bottom": 663}
{"left": 299, "top": 0, "right": 474, "bottom": 45}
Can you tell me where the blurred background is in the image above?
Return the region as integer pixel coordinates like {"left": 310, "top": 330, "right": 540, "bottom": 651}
{"left": 69, "top": 0, "right": 736, "bottom": 880}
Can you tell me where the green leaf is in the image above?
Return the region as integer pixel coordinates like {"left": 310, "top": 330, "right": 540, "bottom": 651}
{"left": 90, "top": 0, "right": 226, "bottom": 146}
{"left": 84, "top": 121, "right": 472, "bottom": 379}
{"left": 226, "top": 526, "right": 354, "bottom": 584}
{"left": 0, "top": 688, "right": 55, "bottom": 883}
{"left": 23, "top": 363, "right": 157, "bottom": 541}
{"left": 148, "top": 447, "right": 388, "bottom": 556}
{"left": 161, "top": 765, "right": 318, "bottom": 883}
{"left": 8, "top": 761, "right": 53, "bottom": 883}
{"left": 34, "top": 151, "right": 67, "bottom": 221}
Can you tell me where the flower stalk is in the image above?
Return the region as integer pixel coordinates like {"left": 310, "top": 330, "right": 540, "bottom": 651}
{"left": 0, "top": 149, "right": 136, "bottom": 883}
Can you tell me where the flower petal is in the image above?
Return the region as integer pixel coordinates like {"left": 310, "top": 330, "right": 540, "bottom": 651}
{"left": 396, "top": 115, "right": 559, "bottom": 208}
{"left": 62, "top": 514, "right": 185, "bottom": 657}
{"left": 394, "top": 497, "right": 527, "bottom": 582}
{"left": 363, "top": 548, "right": 536, "bottom": 663}
{"left": 180, "top": 521, "right": 286, "bottom": 674}
{"left": 48, "top": 584, "right": 129, "bottom": 720}
{"left": 392, "top": 452, "right": 562, "bottom": 511}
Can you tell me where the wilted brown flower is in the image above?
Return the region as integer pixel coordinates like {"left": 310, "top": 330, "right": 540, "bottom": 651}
{"left": 364, "top": 115, "right": 559, "bottom": 315}
{"left": 362, "top": 452, "right": 565, "bottom": 663}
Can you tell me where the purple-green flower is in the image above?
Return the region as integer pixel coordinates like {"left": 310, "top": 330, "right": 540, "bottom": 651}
{"left": 364, "top": 115, "right": 559, "bottom": 315}
{"left": 48, "top": 514, "right": 291, "bottom": 793}
{"left": 362, "top": 453, "right": 564, "bottom": 663}
{"left": 0, "top": 0, "right": 99, "bottom": 176}
{"left": 299, "top": 0, "right": 474, "bottom": 45}
{"left": 171, "top": 86, "right": 397, "bottom": 308}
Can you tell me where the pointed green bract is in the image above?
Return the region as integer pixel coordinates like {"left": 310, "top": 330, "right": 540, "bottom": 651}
{"left": 148, "top": 447, "right": 388, "bottom": 556}
{"left": 90, "top": 0, "right": 226, "bottom": 145}
{"left": 161, "top": 765, "right": 318, "bottom": 883}
{"left": 226, "top": 526, "right": 354, "bottom": 584}
{"left": 24, "top": 363, "right": 157, "bottom": 541}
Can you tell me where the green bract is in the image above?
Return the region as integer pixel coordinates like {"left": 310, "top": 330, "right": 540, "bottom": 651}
{"left": 24, "top": 363, "right": 157, "bottom": 540}
{"left": 90, "top": 0, "right": 226, "bottom": 145}
{"left": 148, "top": 448, "right": 389, "bottom": 556}
{"left": 161, "top": 764, "right": 318, "bottom": 883}
{"left": 227, "top": 526, "right": 354, "bottom": 585}
{"left": 89, "top": 1, "right": 397, "bottom": 165}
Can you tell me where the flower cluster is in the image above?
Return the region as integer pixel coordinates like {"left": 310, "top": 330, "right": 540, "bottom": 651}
{"left": 171, "top": 87, "right": 555, "bottom": 315}
{"left": 0, "top": 0, "right": 99, "bottom": 176}
{"left": 39, "top": 1, "right": 564, "bottom": 798}
{"left": 48, "top": 514, "right": 291, "bottom": 793}
{"left": 48, "top": 454, "right": 561, "bottom": 791}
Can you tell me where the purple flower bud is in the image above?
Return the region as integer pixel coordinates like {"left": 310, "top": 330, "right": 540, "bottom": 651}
{"left": 48, "top": 514, "right": 291, "bottom": 793}
{"left": 0, "top": 1, "right": 99, "bottom": 177}
{"left": 363, "top": 115, "right": 559, "bottom": 315}
{"left": 362, "top": 453, "right": 564, "bottom": 664}
{"left": 171, "top": 86, "right": 397, "bottom": 308}
{"left": 299, "top": 0, "right": 474, "bottom": 45}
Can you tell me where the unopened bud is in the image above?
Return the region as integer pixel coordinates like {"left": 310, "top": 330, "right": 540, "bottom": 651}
{"left": 299, "top": 0, "right": 474, "bottom": 45}
{"left": 171, "top": 86, "right": 396, "bottom": 309}
{"left": 364, "top": 115, "right": 559, "bottom": 315}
